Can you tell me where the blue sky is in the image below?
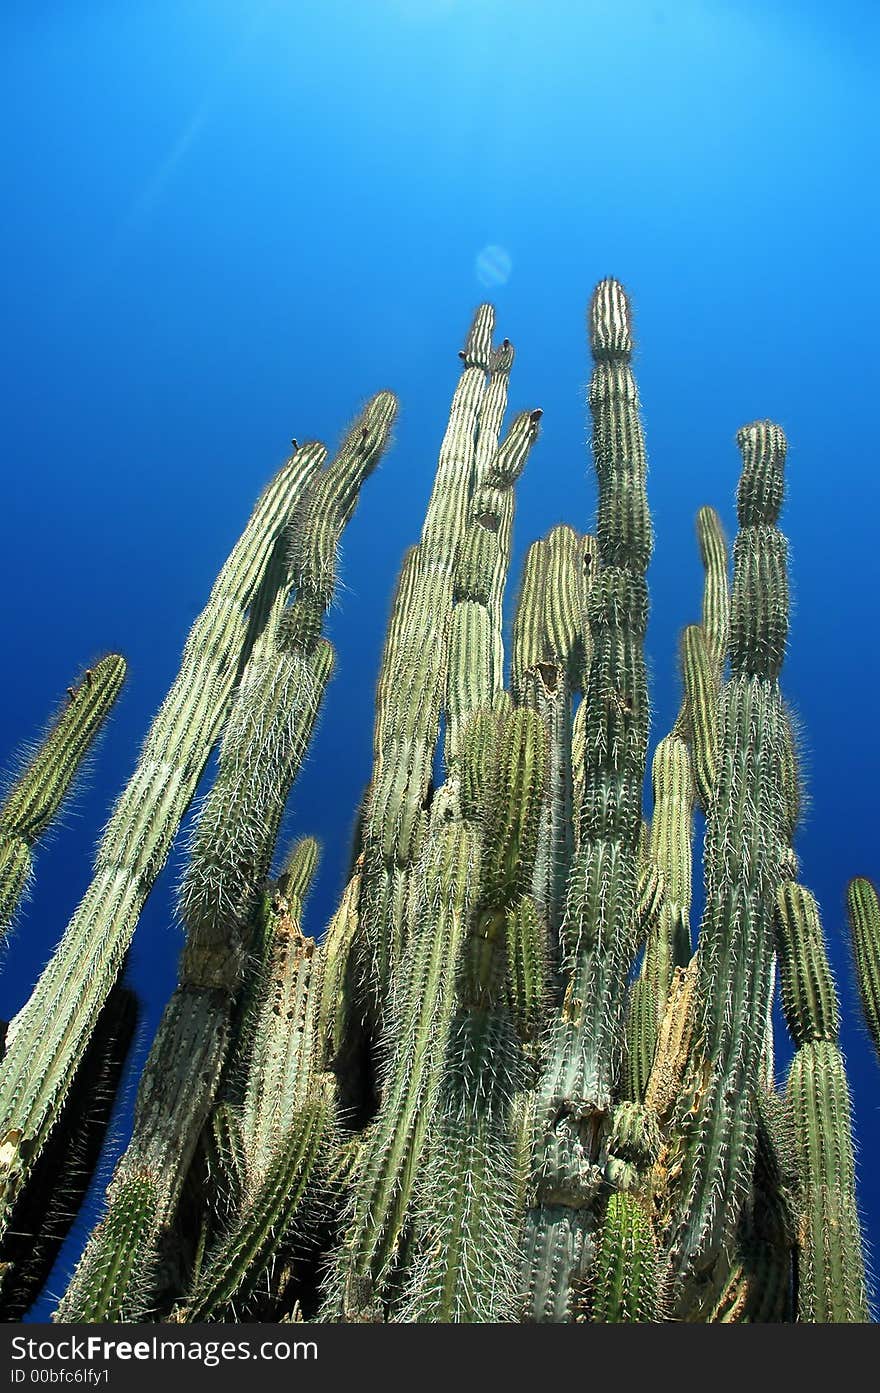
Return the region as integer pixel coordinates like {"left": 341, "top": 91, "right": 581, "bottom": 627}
{"left": 1, "top": 0, "right": 878, "bottom": 1317}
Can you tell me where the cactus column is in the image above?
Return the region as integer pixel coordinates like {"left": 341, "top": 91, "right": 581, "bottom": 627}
{"left": 0, "top": 446, "right": 321, "bottom": 1239}
{"left": 0, "top": 654, "right": 126, "bottom": 945}
{"left": 668, "top": 422, "right": 791, "bottom": 1296}
{"left": 777, "top": 882, "right": 869, "bottom": 1321}
{"left": 56, "top": 397, "right": 396, "bottom": 1320}
{"left": 523, "top": 278, "right": 653, "bottom": 1321}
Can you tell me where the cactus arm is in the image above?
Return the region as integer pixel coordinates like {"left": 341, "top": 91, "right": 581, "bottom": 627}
{"left": 640, "top": 735, "right": 694, "bottom": 1020}
{"left": 512, "top": 527, "right": 596, "bottom": 988}
{"left": 847, "top": 877, "right": 880, "bottom": 1063}
{"left": 775, "top": 881, "right": 869, "bottom": 1321}
{"left": 323, "top": 819, "right": 479, "bottom": 1317}
{"left": 523, "top": 280, "right": 652, "bottom": 1321}
{"left": 358, "top": 311, "right": 497, "bottom": 1016}
{"left": 0, "top": 654, "right": 126, "bottom": 943}
{"left": 56, "top": 398, "right": 395, "bottom": 1319}
{"left": 447, "top": 405, "right": 541, "bottom": 760}
{"left": 182, "top": 1084, "right": 332, "bottom": 1322}
{"left": 0, "top": 985, "right": 136, "bottom": 1319}
{"left": 668, "top": 423, "right": 792, "bottom": 1295}
{"left": 399, "top": 707, "right": 546, "bottom": 1322}
{"left": 0, "top": 449, "right": 321, "bottom": 1234}
{"left": 590, "top": 1193, "right": 660, "bottom": 1322}
{"left": 240, "top": 861, "right": 323, "bottom": 1176}
{"left": 695, "top": 505, "right": 730, "bottom": 675}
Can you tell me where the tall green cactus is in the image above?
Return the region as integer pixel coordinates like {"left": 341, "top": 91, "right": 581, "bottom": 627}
{"left": 399, "top": 706, "right": 546, "bottom": 1322}
{"left": 0, "top": 278, "right": 872, "bottom": 1325}
{"left": 0, "top": 654, "right": 126, "bottom": 943}
{"left": 0, "top": 448, "right": 320, "bottom": 1237}
{"left": 57, "top": 395, "right": 396, "bottom": 1320}
{"left": 847, "top": 877, "right": 880, "bottom": 1063}
{"left": 776, "top": 881, "right": 868, "bottom": 1321}
{"left": 524, "top": 278, "right": 653, "bottom": 1322}
{"left": 668, "top": 422, "right": 791, "bottom": 1298}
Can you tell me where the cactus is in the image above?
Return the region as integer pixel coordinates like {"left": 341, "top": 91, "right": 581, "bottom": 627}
{"left": 56, "top": 397, "right": 395, "bottom": 1320}
{"left": 776, "top": 881, "right": 869, "bottom": 1321}
{"left": 523, "top": 278, "right": 653, "bottom": 1322}
{"left": 0, "top": 279, "right": 872, "bottom": 1324}
{"left": 667, "top": 423, "right": 792, "bottom": 1299}
{"left": 847, "top": 877, "right": 880, "bottom": 1062}
{"left": 0, "top": 654, "right": 126, "bottom": 943}
{"left": 0, "top": 447, "right": 321, "bottom": 1236}
{"left": 0, "top": 984, "right": 137, "bottom": 1318}
{"left": 590, "top": 1193, "right": 661, "bottom": 1323}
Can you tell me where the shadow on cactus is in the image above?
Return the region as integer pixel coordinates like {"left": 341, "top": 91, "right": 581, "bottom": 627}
{"left": 0, "top": 281, "right": 873, "bottom": 1323}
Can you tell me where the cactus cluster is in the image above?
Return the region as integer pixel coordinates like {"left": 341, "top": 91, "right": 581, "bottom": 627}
{"left": 0, "top": 280, "right": 874, "bottom": 1323}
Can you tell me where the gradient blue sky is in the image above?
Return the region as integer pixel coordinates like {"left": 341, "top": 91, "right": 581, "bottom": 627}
{"left": 2, "top": 0, "right": 878, "bottom": 1317}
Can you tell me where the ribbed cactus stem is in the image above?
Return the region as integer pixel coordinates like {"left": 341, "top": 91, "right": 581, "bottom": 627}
{"left": 590, "top": 1193, "right": 660, "bottom": 1322}
{"left": 670, "top": 422, "right": 791, "bottom": 1292}
{"left": 524, "top": 280, "right": 652, "bottom": 1321}
{"left": 0, "top": 985, "right": 137, "bottom": 1320}
{"left": 324, "top": 819, "right": 480, "bottom": 1316}
{"left": 241, "top": 904, "right": 323, "bottom": 1178}
{"left": 846, "top": 877, "right": 880, "bottom": 1062}
{"left": 182, "top": 888, "right": 333, "bottom": 1320}
{"left": 398, "top": 1014, "right": 523, "bottom": 1322}
{"left": 315, "top": 860, "right": 362, "bottom": 1076}
{"left": 695, "top": 505, "right": 730, "bottom": 673}
{"left": 704, "top": 1098, "right": 796, "bottom": 1323}
{"left": 56, "top": 1167, "right": 161, "bottom": 1322}
{"left": 681, "top": 624, "right": 718, "bottom": 813}
{"left": 55, "top": 401, "right": 390, "bottom": 1317}
{"left": 184, "top": 1082, "right": 333, "bottom": 1322}
{"left": 286, "top": 392, "right": 398, "bottom": 647}
{"left": 788, "top": 1042, "right": 868, "bottom": 1321}
{"left": 400, "top": 707, "right": 546, "bottom": 1322}
{"left": 179, "top": 637, "right": 333, "bottom": 994}
{"left": 512, "top": 527, "right": 594, "bottom": 985}
{"left": 359, "top": 309, "right": 501, "bottom": 1015}
{"left": 0, "top": 654, "right": 126, "bottom": 941}
{"left": 447, "top": 406, "right": 541, "bottom": 760}
{"left": 775, "top": 882, "right": 840, "bottom": 1047}
{"left": 0, "top": 449, "right": 320, "bottom": 1235}
{"left": 775, "top": 881, "right": 868, "bottom": 1321}
{"left": 641, "top": 735, "right": 694, "bottom": 1015}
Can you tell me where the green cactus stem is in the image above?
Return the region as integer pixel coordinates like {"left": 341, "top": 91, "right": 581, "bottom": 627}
{"left": 847, "top": 877, "right": 880, "bottom": 1063}
{"left": 0, "top": 984, "right": 137, "bottom": 1320}
{"left": 590, "top": 1193, "right": 660, "bottom": 1323}
{"left": 0, "top": 447, "right": 322, "bottom": 1238}
{"left": 668, "top": 423, "right": 791, "bottom": 1297}
{"left": 323, "top": 817, "right": 480, "bottom": 1317}
{"left": 399, "top": 707, "right": 546, "bottom": 1322}
{"left": 183, "top": 1082, "right": 333, "bottom": 1322}
{"left": 524, "top": 278, "right": 652, "bottom": 1322}
{"left": 640, "top": 735, "right": 694, "bottom": 1023}
{"left": 512, "top": 527, "right": 595, "bottom": 988}
{"left": 694, "top": 505, "right": 730, "bottom": 674}
{"left": 775, "top": 881, "right": 869, "bottom": 1321}
{"left": 0, "top": 654, "right": 126, "bottom": 943}
{"left": 358, "top": 309, "right": 500, "bottom": 1015}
